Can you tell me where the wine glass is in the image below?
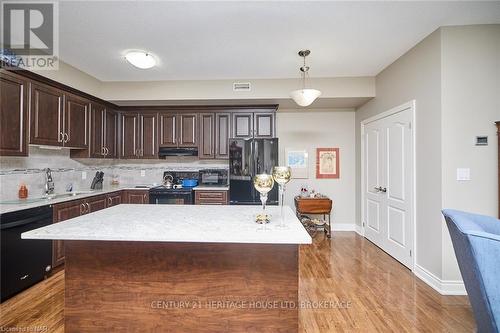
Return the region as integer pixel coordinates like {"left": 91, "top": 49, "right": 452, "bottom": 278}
{"left": 272, "top": 166, "right": 292, "bottom": 228}
{"left": 253, "top": 173, "right": 275, "bottom": 224}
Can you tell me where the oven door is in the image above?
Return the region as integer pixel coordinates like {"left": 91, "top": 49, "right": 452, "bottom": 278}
{"left": 149, "top": 191, "right": 194, "bottom": 205}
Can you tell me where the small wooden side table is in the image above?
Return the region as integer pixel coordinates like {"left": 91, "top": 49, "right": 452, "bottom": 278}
{"left": 294, "top": 196, "right": 333, "bottom": 238}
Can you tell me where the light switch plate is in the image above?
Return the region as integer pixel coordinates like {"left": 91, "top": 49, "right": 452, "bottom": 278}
{"left": 140, "top": 170, "right": 146, "bottom": 177}
{"left": 456, "top": 168, "right": 471, "bottom": 181}
{"left": 82, "top": 171, "right": 87, "bottom": 180}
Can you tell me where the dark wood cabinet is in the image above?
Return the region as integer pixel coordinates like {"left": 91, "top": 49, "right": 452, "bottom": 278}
{"left": 0, "top": 70, "right": 29, "bottom": 156}
{"left": 104, "top": 109, "right": 118, "bottom": 158}
{"left": 89, "top": 103, "right": 105, "bottom": 157}
{"left": 122, "top": 190, "right": 149, "bottom": 204}
{"left": 232, "top": 112, "right": 275, "bottom": 139}
{"left": 199, "top": 112, "right": 231, "bottom": 160}
{"left": 30, "top": 81, "right": 64, "bottom": 146}
{"left": 159, "top": 112, "right": 198, "bottom": 148}
{"left": 195, "top": 190, "right": 228, "bottom": 205}
{"left": 215, "top": 113, "right": 231, "bottom": 159}
{"left": 159, "top": 113, "right": 177, "bottom": 147}
{"left": 179, "top": 113, "right": 198, "bottom": 147}
{"left": 64, "top": 93, "right": 89, "bottom": 148}
{"left": 53, "top": 200, "right": 83, "bottom": 268}
{"left": 139, "top": 113, "right": 158, "bottom": 159}
{"left": 199, "top": 113, "right": 215, "bottom": 159}
{"left": 106, "top": 191, "right": 122, "bottom": 207}
{"left": 121, "top": 113, "right": 139, "bottom": 158}
{"left": 121, "top": 113, "right": 157, "bottom": 159}
{"left": 86, "top": 195, "right": 107, "bottom": 212}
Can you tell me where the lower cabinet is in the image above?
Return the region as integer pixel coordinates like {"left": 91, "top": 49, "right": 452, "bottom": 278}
{"left": 107, "top": 191, "right": 122, "bottom": 207}
{"left": 52, "top": 194, "right": 107, "bottom": 268}
{"left": 122, "top": 190, "right": 149, "bottom": 204}
{"left": 194, "top": 190, "right": 228, "bottom": 205}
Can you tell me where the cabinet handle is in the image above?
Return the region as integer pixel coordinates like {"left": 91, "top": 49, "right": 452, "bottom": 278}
{"left": 143, "top": 193, "right": 147, "bottom": 202}
{"left": 63, "top": 133, "right": 69, "bottom": 143}
{"left": 101, "top": 147, "right": 105, "bottom": 155}
{"left": 105, "top": 147, "right": 109, "bottom": 155}
{"left": 58, "top": 132, "right": 64, "bottom": 142}
{"left": 86, "top": 202, "right": 90, "bottom": 213}
{"left": 80, "top": 203, "right": 86, "bottom": 215}
{"left": 108, "top": 197, "right": 112, "bottom": 206}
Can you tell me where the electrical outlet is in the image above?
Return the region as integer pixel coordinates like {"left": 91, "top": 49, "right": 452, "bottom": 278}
{"left": 140, "top": 170, "right": 146, "bottom": 177}
{"left": 82, "top": 171, "right": 87, "bottom": 180}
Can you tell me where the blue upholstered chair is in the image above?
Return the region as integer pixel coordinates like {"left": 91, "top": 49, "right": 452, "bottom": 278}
{"left": 442, "top": 209, "right": 500, "bottom": 333}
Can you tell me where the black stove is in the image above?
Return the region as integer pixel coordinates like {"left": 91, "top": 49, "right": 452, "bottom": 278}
{"left": 149, "top": 171, "right": 198, "bottom": 205}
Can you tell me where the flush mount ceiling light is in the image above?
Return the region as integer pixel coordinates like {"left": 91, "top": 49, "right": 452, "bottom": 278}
{"left": 289, "top": 50, "right": 322, "bottom": 107}
{"left": 125, "top": 51, "right": 156, "bottom": 69}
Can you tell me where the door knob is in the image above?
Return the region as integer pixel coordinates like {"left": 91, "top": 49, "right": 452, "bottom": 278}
{"left": 380, "top": 187, "right": 387, "bottom": 193}
{"left": 374, "top": 186, "right": 382, "bottom": 192}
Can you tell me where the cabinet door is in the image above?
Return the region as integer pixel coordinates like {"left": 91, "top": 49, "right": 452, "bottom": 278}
{"left": 232, "top": 113, "right": 253, "bottom": 138}
{"left": 0, "top": 71, "right": 28, "bottom": 156}
{"left": 254, "top": 112, "right": 274, "bottom": 138}
{"left": 30, "top": 82, "right": 64, "bottom": 146}
{"left": 139, "top": 113, "right": 157, "bottom": 159}
{"left": 195, "top": 191, "right": 228, "bottom": 205}
{"left": 86, "top": 195, "right": 107, "bottom": 213}
{"left": 159, "top": 113, "right": 177, "bottom": 147}
{"left": 64, "top": 93, "right": 89, "bottom": 148}
{"left": 199, "top": 113, "right": 215, "bottom": 159}
{"left": 178, "top": 113, "right": 198, "bottom": 147}
{"left": 121, "top": 113, "right": 139, "bottom": 158}
{"left": 124, "top": 190, "right": 149, "bottom": 204}
{"left": 53, "top": 200, "right": 84, "bottom": 267}
{"left": 215, "top": 113, "right": 231, "bottom": 159}
{"left": 89, "top": 103, "right": 105, "bottom": 157}
{"left": 107, "top": 192, "right": 122, "bottom": 207}
{"left": 104, "top": 110, "right": 118, "bottom": 158}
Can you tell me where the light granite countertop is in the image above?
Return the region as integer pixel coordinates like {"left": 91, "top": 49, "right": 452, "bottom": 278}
{"left": 22, "top": 205, "right": 312, "bottom": 245}
{"left": 0, "top": 185, "right": 153, "bottom": 214}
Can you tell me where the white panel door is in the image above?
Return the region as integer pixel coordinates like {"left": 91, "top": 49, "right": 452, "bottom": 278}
{"left": 363, "top": 106, "right": 413, "bottom": 268}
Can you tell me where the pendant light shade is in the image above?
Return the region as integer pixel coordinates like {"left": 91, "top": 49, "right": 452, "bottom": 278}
{"left": 290, "top": 50, "right": 321, "bottom": 107}
{"left": 289, "top": 88, "right": 322, "bottom": 107}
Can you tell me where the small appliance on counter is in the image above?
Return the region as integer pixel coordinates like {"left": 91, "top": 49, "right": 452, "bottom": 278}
{"left": 198, "top": 168, "right": 228, "bottom": 187}
{"left": 149, "top": 171, "right": 199, "bottom": 204}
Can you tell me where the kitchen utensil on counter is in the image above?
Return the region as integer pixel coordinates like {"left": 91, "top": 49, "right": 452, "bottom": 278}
{"left": 163, "top": 174, "right": 174, "bottom": 189}
{"left": 90, "top": 171, "right": 104, "bottom": 190}
{"left": 18, "top": 184, "right": 28, "bottom": 199}
{"left": 182, "top": 179, "right": 198, "bottom": 188}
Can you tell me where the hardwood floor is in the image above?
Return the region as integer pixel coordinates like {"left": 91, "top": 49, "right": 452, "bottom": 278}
{"left": 1, "top": 232, "right": 474, "bottom": 332}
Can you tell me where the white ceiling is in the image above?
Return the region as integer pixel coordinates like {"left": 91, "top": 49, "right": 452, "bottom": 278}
{"left": 59, "top": 1, "right": 500, "bottom": 82}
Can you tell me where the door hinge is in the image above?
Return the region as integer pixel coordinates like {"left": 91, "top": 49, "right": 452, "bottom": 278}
{"left": 362, "top": 221, "right": 365, "bottom": 227}
{"left": 410, "top": 250, "right": 412, "bottom": 257}
{"left": 409, "top": 122, "right": 412, "bottom": 130}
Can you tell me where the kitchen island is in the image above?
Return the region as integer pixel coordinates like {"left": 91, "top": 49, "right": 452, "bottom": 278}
{"left": 22, "top": 204, "right": 311, "bottom": 332}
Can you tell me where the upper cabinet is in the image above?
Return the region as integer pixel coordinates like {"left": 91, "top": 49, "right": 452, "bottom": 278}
{"left": 86, "top": 103, "right": 117, "bottom": 158}
{"left": 159, "top": 112, "right": 198, "bottom": 148}
{"left": 121, "top": 112, "right": 157, "bottom": 159}
{"left": 232, "top": 111, "right": 275, "bottom": 139}
{"left": 104, "top": 109, "right": 118, "bottom": 158}
{"left": 0, "top": 70, "right": 29, "bottom": 156}
{"left": 30, "top": 81, "right": 90, "bottom": 149}
{"left": 199, "top": 112, "right": 231, "bottom": 160}
{"left": 64, "top": 93, "right": 89, "bottom": 148}
{"left": 30, "top": 81, "right": 64, "bottom": 146}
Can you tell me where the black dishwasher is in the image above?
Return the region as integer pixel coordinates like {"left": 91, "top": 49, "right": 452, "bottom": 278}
{"left": 1, "top": 205, "right": 53, "bottom": 302}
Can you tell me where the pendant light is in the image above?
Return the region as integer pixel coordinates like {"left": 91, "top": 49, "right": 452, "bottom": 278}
{"left": 289, "top": 50, "right": 322, "bottom": 107}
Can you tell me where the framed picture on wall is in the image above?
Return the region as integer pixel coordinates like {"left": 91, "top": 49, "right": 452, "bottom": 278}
{"left": 285, "top": 149, "right": 308, "bottom": 179}
{"left": 316, "top": 148, "right": 340, "bottom": 179}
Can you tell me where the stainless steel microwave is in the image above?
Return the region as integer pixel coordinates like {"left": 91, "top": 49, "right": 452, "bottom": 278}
{"left": 198, "top": 169, "right": 228, "bottom": 186}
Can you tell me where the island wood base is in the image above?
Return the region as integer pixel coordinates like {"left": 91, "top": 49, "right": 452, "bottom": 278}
{"left": 64, "top": 241, "right": 299, "bottom": 332}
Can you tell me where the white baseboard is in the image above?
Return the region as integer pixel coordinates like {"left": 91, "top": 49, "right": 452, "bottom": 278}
{"left": 414, "top": 264, "right": 467, "bottom": 295}
{"left": 355, "top": 224, "right": 364, "bottom": 236}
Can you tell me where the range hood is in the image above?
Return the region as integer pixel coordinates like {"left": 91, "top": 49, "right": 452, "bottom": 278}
{"left": 159, "top": 147, "right": 198, "bottom": 157}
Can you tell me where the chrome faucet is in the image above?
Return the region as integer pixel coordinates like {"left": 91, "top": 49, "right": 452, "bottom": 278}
{"left": 45, "top": 168, "right": 55, "bottom": 195}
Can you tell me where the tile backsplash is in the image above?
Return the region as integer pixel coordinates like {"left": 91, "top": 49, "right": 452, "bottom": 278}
{"left": 0, "top": 146, "right": 228, "bottom": 201}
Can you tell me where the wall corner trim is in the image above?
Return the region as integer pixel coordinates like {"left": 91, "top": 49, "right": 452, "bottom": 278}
{"left": 414, "top": 264, "right": 467, "bottom": 295}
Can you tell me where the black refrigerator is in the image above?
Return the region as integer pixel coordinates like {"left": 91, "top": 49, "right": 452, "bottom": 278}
{"left": 229, "top": 138, "right": 279, "bottom": 205}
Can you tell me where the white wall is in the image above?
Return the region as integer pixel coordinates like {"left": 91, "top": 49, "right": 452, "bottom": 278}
{"left": 440, "top": 25, "right": 500, "bottom": 280}
{"left": 356, "top": 29, "right": 444, "bottom": 277}
{"left": 277, "top": 110, "right": 356, "bottom": 228}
